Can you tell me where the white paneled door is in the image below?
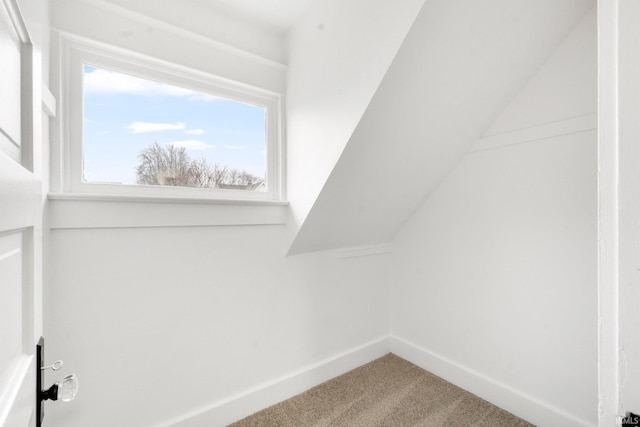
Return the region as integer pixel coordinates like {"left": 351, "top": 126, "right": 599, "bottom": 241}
{"left": 0, "top": 0, "right": 45, "bottom": 426}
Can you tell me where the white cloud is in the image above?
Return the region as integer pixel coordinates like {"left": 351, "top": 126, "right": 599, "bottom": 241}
{"left": 184, "top": 129, "right": 205, "bottom": 135}
{"left": 166, "top": 140, "right": 214, "bottom": 150}
{"left": 126, "top": 122, "right": 186, "bottom": 134}
{"left": 223, "top": 145, "right": 246, "bottom": 150}
{"left": 84, "top": 68, "right": 219, "bottom": 101}
{"left": 187, "top": 93, "right": 219, "bottom": 102}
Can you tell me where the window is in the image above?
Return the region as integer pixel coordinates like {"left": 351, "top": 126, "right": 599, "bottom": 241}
{"left": 61, "top": 37, "right": 284, "bottom": 202}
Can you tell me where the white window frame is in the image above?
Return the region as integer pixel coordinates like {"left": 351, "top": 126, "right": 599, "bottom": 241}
{"left": 58, "top": 35, "right": 285, "bottom": 203}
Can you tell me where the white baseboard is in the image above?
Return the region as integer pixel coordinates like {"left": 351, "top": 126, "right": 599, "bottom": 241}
{"left": 160, "top": 337, "right": 391, "bottom": 427}
{"left": 158, "top": 335, "right": 594, "bottom": 427}
{"left": 390, "top": 336, "right": 595, "bottom": 427}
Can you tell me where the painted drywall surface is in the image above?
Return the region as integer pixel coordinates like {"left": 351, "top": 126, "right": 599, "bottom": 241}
{"left": 285, "top": 0, "right": 425, "bottom": 234}
{"left": 391, "top": 133, "right": 597, "bottom": 424}
{"left": 289, "top": 0, "right": 594, "bottom": 254}
{"left": 596, "top": 3, "right": 619, "bottom": 424}
{"left": 44, "top": 225, "right": 390, "bottom": 427}
{"left": 83, "top": 0, "right": 287, "bottom": 64}
{"left": 390, "top": 10, "right": 597, "bottom": 425}
{"left": 50, "top": 0, "right": 286, "bottom": 93}
{"left": 616, "top": 0, "right": 640, "bottom": 417}
{"left": 44, "top": 1, "right": 391, "bottom": 425}
{"left": 485, "top": 8, "right": 597, "bottom": 136}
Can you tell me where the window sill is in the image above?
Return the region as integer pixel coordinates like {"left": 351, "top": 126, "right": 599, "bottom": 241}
{"left": 48, "top": 192, "right": 289, "bottom": 206}
{"left": 47, "top": 193, "right": 289, "bottom": 229}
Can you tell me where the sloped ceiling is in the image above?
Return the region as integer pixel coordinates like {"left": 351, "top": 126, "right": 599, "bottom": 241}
{"left": 101, "top": 0, "right": 316, "bottom": 34}
{"left": 96, "top": 0, "right": 317, "bottom": 63}
{"left": 189, "top": 0, "right": 317, "bottom": 34}
{"left": 288, "top": 0, "right": 594, "bottom": 254}
{"left": 485, "top": 7, "right": 597, "bottom": 136}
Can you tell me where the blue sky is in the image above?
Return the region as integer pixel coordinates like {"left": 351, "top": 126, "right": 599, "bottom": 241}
{"left": 83, "top": 65, "right": 267, "bottom": 185}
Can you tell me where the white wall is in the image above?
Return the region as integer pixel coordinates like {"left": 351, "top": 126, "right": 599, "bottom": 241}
{"left": 45, "top": 226, "right": 389, "bottom": 426}
{"left": 390, "top": 9, "right": 597, "bottom": 427}
{"left": 44, "top": 1, "right": 599, "bottom": 425}
{"left": 45, "top": 2, "right": 390, "bottom": 426}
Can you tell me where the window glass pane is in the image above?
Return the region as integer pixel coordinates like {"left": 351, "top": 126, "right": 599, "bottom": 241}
{"left": 82, "top": 65, "right": 267, "bottom": 191}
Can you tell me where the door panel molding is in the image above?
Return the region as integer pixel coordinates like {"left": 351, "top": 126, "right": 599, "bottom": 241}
{"left": 0, "top": 0, "right": 44, "bottom": 425}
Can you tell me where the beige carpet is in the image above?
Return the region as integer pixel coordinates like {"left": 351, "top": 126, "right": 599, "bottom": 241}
{"left": 229, "top": 354, "right": 535, "bottom": 427}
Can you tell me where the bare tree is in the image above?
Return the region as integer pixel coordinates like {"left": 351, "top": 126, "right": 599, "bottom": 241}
{"left": 239, "top": 170, "right": 256, "bottom": 186}
{"left": 136, "top": 142, "right": 191, "bottom": 186}
{"left": 210, "top": 163, "right": 229, "bottom": 188}
{"left": 187, "top": 157, "right": 215, "bottom": 187}
{"left": 135, "top": 142, "right": 262, "bottom": 190}
{"left": 227, "top": 168, "right": 240, "bottom": 186}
